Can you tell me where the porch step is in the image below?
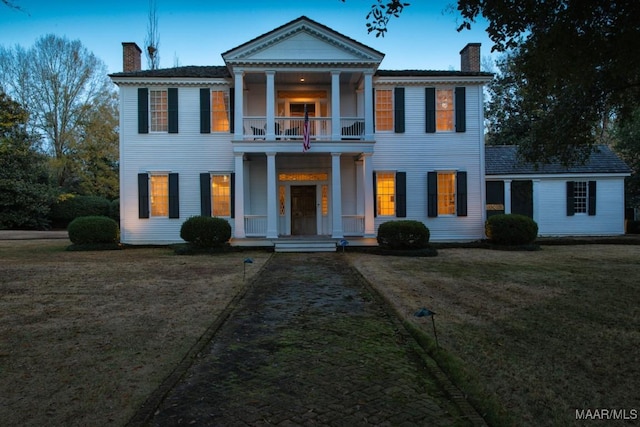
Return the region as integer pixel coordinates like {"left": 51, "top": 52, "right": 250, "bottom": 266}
{"left": 274, "top": 240, "right": 337, "bottom": 253}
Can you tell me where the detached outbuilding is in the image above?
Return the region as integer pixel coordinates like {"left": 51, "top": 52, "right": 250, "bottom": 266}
{"left": 485, "top": 145, "right": 631, "bottom": 237}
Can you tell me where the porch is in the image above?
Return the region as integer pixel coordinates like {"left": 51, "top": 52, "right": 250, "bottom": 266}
{"left": 230, "top": 235, "right": 379, "bottom": 252}
{"left": 243, "top": 117, "right": 365, "bottom": 141}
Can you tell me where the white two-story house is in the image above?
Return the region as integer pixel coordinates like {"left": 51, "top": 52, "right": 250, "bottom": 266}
{"left": 110, "top": 16, "right": 493, "bottom": 247}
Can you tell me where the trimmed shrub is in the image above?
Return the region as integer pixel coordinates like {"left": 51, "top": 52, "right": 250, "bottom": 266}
{"left": 377, "top": 220, "right": 430, "bottom": 250}
{"left": 67, "top": 216, "right": 119, "bottom": 244}
{"left": 180, "top": 216, "right": 232, "bottom": 248}
{"left": 109, "top": 199, "right": 120, "bottom": 223}
{"left": 51, "top": 194, "right": 111, "bottom": 228}
{"left": 485, "top": 214, "right": 538, "bottom": 245}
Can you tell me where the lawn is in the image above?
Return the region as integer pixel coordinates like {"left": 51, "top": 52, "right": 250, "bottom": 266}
{"left": 0, "top": 240, "right": 269, "bottom": 426}
{"left": 349, "top": 245, "right": 640, "bottom": 426}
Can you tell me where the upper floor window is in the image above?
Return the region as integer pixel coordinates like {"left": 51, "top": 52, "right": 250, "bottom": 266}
{"left": 211, "top": 90, "right": 230, "bottom": 132}
{"left": 436, "top": 89, "right": 454, "bottom": 131}
{"left": 375, "top": 89, "right": 393, "bottom": 131}
{"left": 150, "top": 89, "right": 168, "bottom": 132}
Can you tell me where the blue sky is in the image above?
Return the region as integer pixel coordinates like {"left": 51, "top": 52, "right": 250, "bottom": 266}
{"left": 0, "top": 0, "right": 496, "bottom": 74}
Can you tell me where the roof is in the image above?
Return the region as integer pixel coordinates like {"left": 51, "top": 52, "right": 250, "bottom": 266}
{"left": 109, "top": 65, "right": 230, "bottom": 79}
{"left": 376, "top": 69, "right": 493, "bottom": 78}
{"left": 485, "top": 145, "right": 631, "bottom": 175}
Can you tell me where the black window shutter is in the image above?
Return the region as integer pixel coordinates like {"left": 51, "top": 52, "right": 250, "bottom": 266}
{"left": 229, "top": 88, "right": 235, "bottom": 134}
{"left": 455, "top": 87, "right": 466, "bottom": 132}
{"left": 200, "top": 173, "right": 211, "bottom": 216}
{"left": 230, "top": 173, "right": 236, "bottom": 218}
{"left": 373, "top": 171, "right": 377, "bottom": 218}
{"left": 372, "top": 88, "right": 376, "bottom": 133}
{"left": 396, "top": 172, "right": 406, "bottom": 217}
{"left": 566, "top": 181, "right": 575, "bottom": 216}
{"left": 456, "top": 171, "right": 468, "bottom": 216}
{"left": 168, "top": 88, "right": 178, "bottom": 133}
{"left": 168, "top": 173, "right": 180, "bottom": 218}
{"left": 394, "top": 87, "right": 405, "bottom": 133}
{"left": 200, "top": 88, "right": 211, "bottom": 134}
{"left": 425, "top": 88, "right": 436, "bottom": 133}
{"left": 427, "top": 172, "right": 438, "bottom": 217}
{"left": 588, "top": 181, "right": 597, "bottom": 216}
{"left": 138, "top": 173, "right": 149, "bottom": 218}
{"left": 138, "top": 88, "right": 149, "bottom": 134}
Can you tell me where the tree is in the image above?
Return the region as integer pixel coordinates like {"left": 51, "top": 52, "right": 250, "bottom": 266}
{"left": 0, "top": 92, "right": 54, "bottom": 229}
{"left": 0, "top": 34, "right": 114, "bottom": 188}
{"left": 614, "top": 108, "right": 640, "bottom": 207}
{"left": 145, "top": 0, "right": 160, "bottom": 69}
{"left": 458, "top": 0, "right": 640, "bottom": 164}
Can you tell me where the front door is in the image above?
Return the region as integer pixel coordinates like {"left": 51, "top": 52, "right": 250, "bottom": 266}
{"left": 291, "top": 185, "right": 317, "bottom": 235}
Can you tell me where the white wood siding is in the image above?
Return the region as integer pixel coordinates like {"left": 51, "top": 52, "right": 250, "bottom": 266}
{"left": 536, "top": 177, "right": 626, "bottom": 236}
{"left": 371, "top": 84, "right": 486, "bottom": 241}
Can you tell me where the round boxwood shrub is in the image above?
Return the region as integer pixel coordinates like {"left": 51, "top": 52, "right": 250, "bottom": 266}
{"left": 51, "top": 194, "right": 111, "bottom": 228}
{"left": 180, "top": 216, "right": 232, "bottom": 248}
{"left": 67, "top": 216, "right": 120, "bottom": 245}
{"left": 377, "top": 220, "right": 430, "bottom": 250}
{"left": 485, "top": 214, "right": 538, "bottom": 245}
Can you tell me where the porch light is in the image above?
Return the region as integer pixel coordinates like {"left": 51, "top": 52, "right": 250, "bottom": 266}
{"left": 300, "top": 78, "right": 305, "bottom": 82}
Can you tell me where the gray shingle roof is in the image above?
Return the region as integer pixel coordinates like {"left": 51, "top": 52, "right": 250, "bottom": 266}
{"left": 485, "top": 145, "right": 631, "bottom": 175}
{"left": 109, "top": 65, "right": 230, "bottom": 79}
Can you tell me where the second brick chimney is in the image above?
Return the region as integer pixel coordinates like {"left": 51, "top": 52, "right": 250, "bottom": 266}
{"left": 122, "top": 42, "right": 142, "bottom": 72}
{"left": 460, "top": 43, "right": 481, "bottom": 72}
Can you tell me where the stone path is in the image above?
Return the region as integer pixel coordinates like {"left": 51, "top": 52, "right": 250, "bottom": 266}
{"left": 148, "top": 253, "right": 474, "bottom": 426}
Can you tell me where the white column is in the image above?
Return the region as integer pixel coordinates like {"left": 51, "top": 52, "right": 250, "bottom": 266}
{"left": 234, "top": 153, "right": 245, "bottom": 238}
{"left": 331, "top": 152, "right": 344, "bottom": 238}
{"left": 532, "top": 180, "right": 540, "bottom": 225}
{"left": 362, "top": 153, "right": 375, "bottom": 236}
{"left": 266, "top": 152, "right": 278, "bottom": 239}
{"left": 504, "top": 180, "right": 512, "bottom": 214}
{"left": 363, "top": 71, "right": 374, "bottom": 140}
{"left": 266, "top": 71, "right": 275, "bottom": 139}
{"left": 331, "top": 71, "right": 341, "bottom": 140}
{"left": 234, "top": 71, "right": 244, "bottom": 140}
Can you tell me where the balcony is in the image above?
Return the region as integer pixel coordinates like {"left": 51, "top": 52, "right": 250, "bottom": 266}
{"left": 242, "top": 117, "right": 366, "bottom": 141}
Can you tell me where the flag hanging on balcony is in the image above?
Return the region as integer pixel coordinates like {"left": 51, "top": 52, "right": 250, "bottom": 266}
{"left": 302, "top": 105, "right": 311, "bottom": 152}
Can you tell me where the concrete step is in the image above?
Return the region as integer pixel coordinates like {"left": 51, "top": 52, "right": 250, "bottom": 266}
{"left": 274, "top": 240, "right": 337, "bottom": 253}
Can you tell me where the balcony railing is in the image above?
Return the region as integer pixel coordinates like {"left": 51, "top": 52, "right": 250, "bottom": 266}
{"left": 242, "top": 117, "right": 365, "bottom": 141}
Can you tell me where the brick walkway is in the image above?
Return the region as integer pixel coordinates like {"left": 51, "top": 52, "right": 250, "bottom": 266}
{"left": 146, "top": 253, "right": 477, "bottom": 426}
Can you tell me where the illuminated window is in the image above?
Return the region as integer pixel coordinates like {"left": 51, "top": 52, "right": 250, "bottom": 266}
{"left": 321, "top": 185, "right": 328, "bottom": 216}
{"left": 376, "top": 172, "right": 395, "bottom": 216}
{"left": 279, "top": 186, "right": 286, "bottom": 216}
{"left": 150, "top": 174, "right": 169, "bottom": 216}
{"left": 375, "top": 89, "right": 393, "bottom": 131}
{"left": 211, "top": 90, "right": 230, "bottom": 132}
{"left": 278, "top": 173, "right": 328, "bottom": 181}
{"left": 211, "top": 174, "right": 231, "bottom": 217}
{"left": 573, "top": 181, "right": 588, "bottom": 213}
{"left": 436, "top": 89, "right": 454, "bottom": 131}
{"left": 150, "top": 89, "right": 168, "bottom": 132}
{"left": 437, "top": 172, "right": 456, "bottom": 215}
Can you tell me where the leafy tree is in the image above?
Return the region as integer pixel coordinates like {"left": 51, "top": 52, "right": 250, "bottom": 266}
{"left": 0, "top": 92, "right": 54, "bottom": 229}
{"left": 458, "top": 0, "right": 640, "bottom": 164}
{"left": 0, "top": 34, "right": 114, "bottom": 188}
{"left": 614, "top": 108, "right": 640, "bottom": 207}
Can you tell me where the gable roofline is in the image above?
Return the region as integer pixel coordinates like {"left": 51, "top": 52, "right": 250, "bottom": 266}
{"left": 485, "top": 145, "right": 632, "bottom": 176}
{"left": 221, "top": 15, "right": 385, "bottom": 67}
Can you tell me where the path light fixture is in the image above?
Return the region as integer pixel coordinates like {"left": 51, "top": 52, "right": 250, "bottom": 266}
{"left": 338, "top": 239, "right": 349, "bottom": 253}
{"left": 243, "top": 257, "right": 253, "bottom": 281}
{"left": 414, "top": 307, "right": 438, "bottom": 348}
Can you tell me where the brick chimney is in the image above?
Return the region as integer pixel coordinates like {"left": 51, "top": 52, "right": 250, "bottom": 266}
{"left": 460, "top": 43, "right": 481, "bottom": 72}
{"left": 122, "top": 42, "right": 142, "bottom": 72}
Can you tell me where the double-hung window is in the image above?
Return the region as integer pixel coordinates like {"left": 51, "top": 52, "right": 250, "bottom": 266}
{"left": 211, "top": 90, "right": 230, "bottom": 132}
{"left": 376, "top": 172, "right": 396, "bottom": 216}
{"left": 150, "top": 174, "right": 169, "bottom": 216}
{"left": 428, "top": 171, "right": 467, "bottom": 217}
{"left": 567, "top": 180, "right": 596, "bottom": 216}
{"left": 426, "top": 87, "right": 465, "bottom": 133}
{"left": 573, "top": 181, "right": 588, "bottom": 213}
{"left": 437, "top": 172, "right": 456, "bottom": 215}
{"left": 436, "top": 89, "right": 454, "bottom": 132}
{"left": 150, "top": 89, "right": 168, "bottom": 132}
{"left": 375, "top": 89, "right": 393, "bottom": 131}
{"left": 137, "top": 172, "right": 180, "bottom": 219}
{"left": 211, "top": 174, "right": 231, "bottom": 217}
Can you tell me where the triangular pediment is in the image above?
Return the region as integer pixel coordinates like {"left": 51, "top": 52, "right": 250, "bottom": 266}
{"left": 222, "top": 16, "right": 384, "bottom": 67}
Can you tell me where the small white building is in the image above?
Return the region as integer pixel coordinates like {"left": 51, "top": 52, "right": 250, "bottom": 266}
{"left": 109, "top": 16, "right": 493, "bottom": 247}
{"left": 485, "top": 145, "right": 631, "bottom": 236}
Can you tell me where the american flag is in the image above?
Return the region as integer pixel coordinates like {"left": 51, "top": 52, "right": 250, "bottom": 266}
{"left": 302, "top": 106, "right": 310, "bottom": 152}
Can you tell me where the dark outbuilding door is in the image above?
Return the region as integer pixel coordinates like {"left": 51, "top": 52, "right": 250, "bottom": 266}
{"left": 486, "top": 181, "right": 505, "bottom": 218}
{"left": 511, "top": 180, "right": 533, "bottom": 218}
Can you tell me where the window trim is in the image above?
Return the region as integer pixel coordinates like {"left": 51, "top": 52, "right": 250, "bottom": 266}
{"left": 211, "top": 173, "right": 232, "bottom": 217}
{"left": 375, "top": 88, "right": 394, "bottom": 132}
{"left": 149, "top": 89, "right": 168, "bottom": 133}
{"left": 375, "top": 171, "right": 396, "bottom": 217}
